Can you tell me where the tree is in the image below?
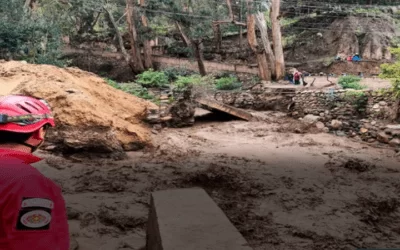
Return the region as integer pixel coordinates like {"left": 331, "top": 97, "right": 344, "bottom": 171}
{"left": 0, "top": 0, "right": 65, "bottom": 66}
{"left": 147, "top": 0, "right": 214, "bottom": 75}
{"left": 246, "top": 0, "right": 270, "bottom": 80}
{"left": 270, "top": 0, "right": 285, "bottom": 80}
{"left": 125, "top": 0, "right": 145, "bottom": 72}
{"left": 139, "top": 0, "right": 153, "bottom": 68}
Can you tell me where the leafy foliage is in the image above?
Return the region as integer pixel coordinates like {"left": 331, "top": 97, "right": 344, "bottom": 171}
{"left": 163, "top": 67, "right": 196, "bottom": 82}
{"left": 136, "top": 69, "right": 169, "bottom": 87}
{"left": 338, "top": 75, "right": 365, "bottom": 90}
{"left": 105, "top": 78, "right": 155, "bottom": 100}
{"left": 215, "top": 77, "right": 242, "bottom": 90}
{"left": 0, "top": 0, "right": 66, "bottom": 66}
{"left": 173, "top": 75, "right": 203, "bottom": 89}
{"left": 379, "top": 47, "right": 400, "bottom": 98}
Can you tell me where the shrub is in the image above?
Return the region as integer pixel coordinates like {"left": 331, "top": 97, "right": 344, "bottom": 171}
{"left": 380, "top": 48, "right": 400, "bottom": 98}
{"left": 136, "top": 69, "right": 169, "bottom": 88}
{"left": 215, "top": 77, "right": 242, "bottom": 90}
{"left": 105, "top": 78, "right": 155, "bottom": 100}
{"left": 338, "top": 75, "right": 365, "bottom": 90}
{"left": 173, "top": 75, "right": 202, "bottom": 89}
{"left": 163, "top": 67, "right": 195, "bottom": 82}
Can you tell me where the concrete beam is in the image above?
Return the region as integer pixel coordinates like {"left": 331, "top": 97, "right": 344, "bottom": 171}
{"left": 146, "top": 188, "right": 253, "bottom": 250}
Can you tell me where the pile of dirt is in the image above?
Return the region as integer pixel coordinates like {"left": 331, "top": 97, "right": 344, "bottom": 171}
{"left": 0, "top": 60, "right": 157, "bottom": 158}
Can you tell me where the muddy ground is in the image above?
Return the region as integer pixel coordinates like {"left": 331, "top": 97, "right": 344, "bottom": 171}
{"left": 32, "top": 110, "right": 400, "bottom": 250}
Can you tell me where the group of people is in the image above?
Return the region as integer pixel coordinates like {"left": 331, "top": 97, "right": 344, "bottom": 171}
{"left": 0, "top": 95, "right": 69, "bottom": 249}
{"left": 335, "top": 53, "right": 362, "bottom": 62}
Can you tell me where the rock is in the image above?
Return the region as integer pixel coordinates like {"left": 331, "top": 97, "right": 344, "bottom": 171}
{"left": 379, "top": 101, "right": 387, "bottom": 106}
{"left": 368, "top": 138, "right": 376, "bottom": 143}
{"left": 386, "top": 124, "right": 400, "bottom": 130}
{"left": 303, "top": 114, "right": 320, "bottom": 124}
{"left": 336, "top": 131, "right": 346, "bottom": 137}
{"left": 389, "top": 138, "right": 400, "bottom": 147}
{"left": 331, "top": 120, "right": 343, "bottom": 129}
{"left": 373, "top": 104, "right": 380, "bottom": 109}
{"left": 319, "top": 113, "right": 325, "bottom": 117}
{"left": 377, "top": 131, "right": 391, "bottom": 144}
{"left": 371, "top": 121, "right": 377, "bottom": 125}
{"left": 316, "top": 122, "right": 325, "bottom": 130}
{"left": 322, "top": 127, "right": 330, "bottom": 133}
{"left": 360, "top": 128, "right": 368, "bottom": 134}
{"left": 70, "top": 238, "right": 79, "bottom": 250}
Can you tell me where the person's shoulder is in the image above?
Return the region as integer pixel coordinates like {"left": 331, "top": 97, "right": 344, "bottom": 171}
{"left": 0, "top": 158, "right": 51, "bottom": 185}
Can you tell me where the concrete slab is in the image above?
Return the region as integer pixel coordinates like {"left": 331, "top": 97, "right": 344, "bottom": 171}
{"left": 146, "top": 188, "right": 253, "bottom": 250}
{"left": 196, "top": 98, "right": 253, "bottom": 121}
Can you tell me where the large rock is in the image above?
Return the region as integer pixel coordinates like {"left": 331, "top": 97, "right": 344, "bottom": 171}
{"left": 0, "top": 61, "right": 157, "bottom": 158}
{"left": 377, "top": 131, "right": 391, "bottom": 144}
{"left": 303, "top": 114, "right": 320, "bottom": 124}
{"left": 389, "top": 138, "right": 400, "bottom": 147}
{"left": 331, "top": 120, "right": 343, "bottom": 129}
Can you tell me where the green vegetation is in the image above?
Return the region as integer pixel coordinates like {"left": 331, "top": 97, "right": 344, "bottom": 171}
{"left": 343, "top": 90, "right": 368, "bottom": 113}
{"left": 173, "top": 75, "right": 202, "bottom": 89}
{"left": 163, "top": 67, "right": 196, "bottom": 82}
{"left": 215, "top": 77, "right": 242, "bottom": 90}
{"left": 380, "top": 47, "right": 400, "bottom": 98}
{"left": 105, "top": 78, "right": 155, "bottom": 100}
{"left": 0, "top": 0, "right": 65, "bottom": 66}
{"left": 338, "top": 75, "right": 366, "bottom": 90}
{"left": 136, "top": 69, "right": 169, "bottom": 88}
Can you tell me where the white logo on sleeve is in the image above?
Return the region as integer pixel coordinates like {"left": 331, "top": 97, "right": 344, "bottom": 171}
{"left": 20, "top": 210, "right": 52, "bottom": 228}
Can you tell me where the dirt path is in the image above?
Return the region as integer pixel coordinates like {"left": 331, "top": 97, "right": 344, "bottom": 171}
{"left": 33, "top": 111, "right": 400, "bottom": 250}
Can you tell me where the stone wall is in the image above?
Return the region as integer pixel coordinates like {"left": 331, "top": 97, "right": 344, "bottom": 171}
{"left": 210, "top": 87, "right": 400, "bottom": 148}
{"left": 214, "top": 87, "right": 296, "bottom": 112}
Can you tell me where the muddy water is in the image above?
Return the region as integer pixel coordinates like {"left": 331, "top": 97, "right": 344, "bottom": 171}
{"left": 33, "top": 112, "right": 400, "bottom": 250}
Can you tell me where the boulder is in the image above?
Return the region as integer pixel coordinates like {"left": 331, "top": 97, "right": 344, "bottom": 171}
{"left": 389, "top": 138, "right": 400, "bottom": 147}
{"left": 316, "top": 122, "right": 326, "bottom": 130}
{"left": 303, "top": 114, "right": 320, "bottom": 124}
{"left": 377, "top": 131, "right": 391, "bottom": 144}
{"left": 331, "top": 120, "right": 343, "bottom": 129}
{"left": 0, "top": 61, "right": 157, "bottom": 158}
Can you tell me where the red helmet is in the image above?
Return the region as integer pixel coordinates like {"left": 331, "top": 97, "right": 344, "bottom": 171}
{"left": 0, "top": 95, "right": 55, "bottom": 133}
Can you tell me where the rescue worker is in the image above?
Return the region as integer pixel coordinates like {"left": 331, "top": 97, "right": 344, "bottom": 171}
{"left": 293, "top": 71, "right": 301, "bottom": 85}
{"left": 0, "top": 95, "right": 69, "bottom": 250}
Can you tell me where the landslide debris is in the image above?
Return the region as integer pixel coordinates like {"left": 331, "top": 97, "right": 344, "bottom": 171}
{"left": 0, "top": 60, "right": 157, "bottom": 158}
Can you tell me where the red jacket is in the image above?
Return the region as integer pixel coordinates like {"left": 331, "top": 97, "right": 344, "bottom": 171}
{"left": 0, "top": 149, "right": 69, "bottom": 250}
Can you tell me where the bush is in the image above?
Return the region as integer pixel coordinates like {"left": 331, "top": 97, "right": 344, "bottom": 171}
{"left": 105, "top": 78, "right": 155, "bottom": 100}
{"left": 338, "top": 75, "right": 365, "bottom": 90}
{"left": 163, "top": 67, "right": 195, "bottom": 82}
{"left": 173, "top": 75, "right": 202, "bottom": 89}
{"left": 136, "top": 69, "right": 169, "bottom": 88}
{"left": 380, "top": 48, "right": 400, "bottom": 98}
{"left": 215, "top": 77, "right": 242, "bottom": 90}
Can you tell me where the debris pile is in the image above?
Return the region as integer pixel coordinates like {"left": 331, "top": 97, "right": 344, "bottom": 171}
{"left": 0, "top": 61, "right": 157, "bottom": 158}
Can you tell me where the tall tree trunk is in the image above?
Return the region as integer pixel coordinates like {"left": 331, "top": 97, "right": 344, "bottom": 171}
{"left": 192, "top": 40, "right": 206, "bottom": 76}
{"left": 255, "top": 12, "right": 276, "bottom": 79}
{"left": 270, "top": 0, "right": 285, "bottom": 80}
{"left": 212, "top": 24, "right": 222, "bottom": 52}
{"left": 139, "top": 0, "right": 153, "bottom": 69}
{"left": 246, "top": 0, "right": 270, "bottom": 81}
{"left": 103, "top": 6, "right": 130, "bottom": 63}
{"left": 175, "top": 21, "right": 191, "bottom": 46}
{"left": 126, "top": 0, "right": 144, "bottom": 73}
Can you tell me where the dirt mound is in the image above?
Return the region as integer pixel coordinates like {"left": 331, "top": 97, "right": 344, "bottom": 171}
{"left": 0, "top": 60, "right": 157, "bottom": 158}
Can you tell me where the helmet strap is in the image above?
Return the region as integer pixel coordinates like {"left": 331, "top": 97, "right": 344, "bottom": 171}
{"left": 19, "top": 141, "right": 42, "bottom": 153}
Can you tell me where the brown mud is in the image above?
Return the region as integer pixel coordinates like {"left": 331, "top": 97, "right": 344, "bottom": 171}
{"left": 33, "top": 111, "right": 400, "bottom": 250}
